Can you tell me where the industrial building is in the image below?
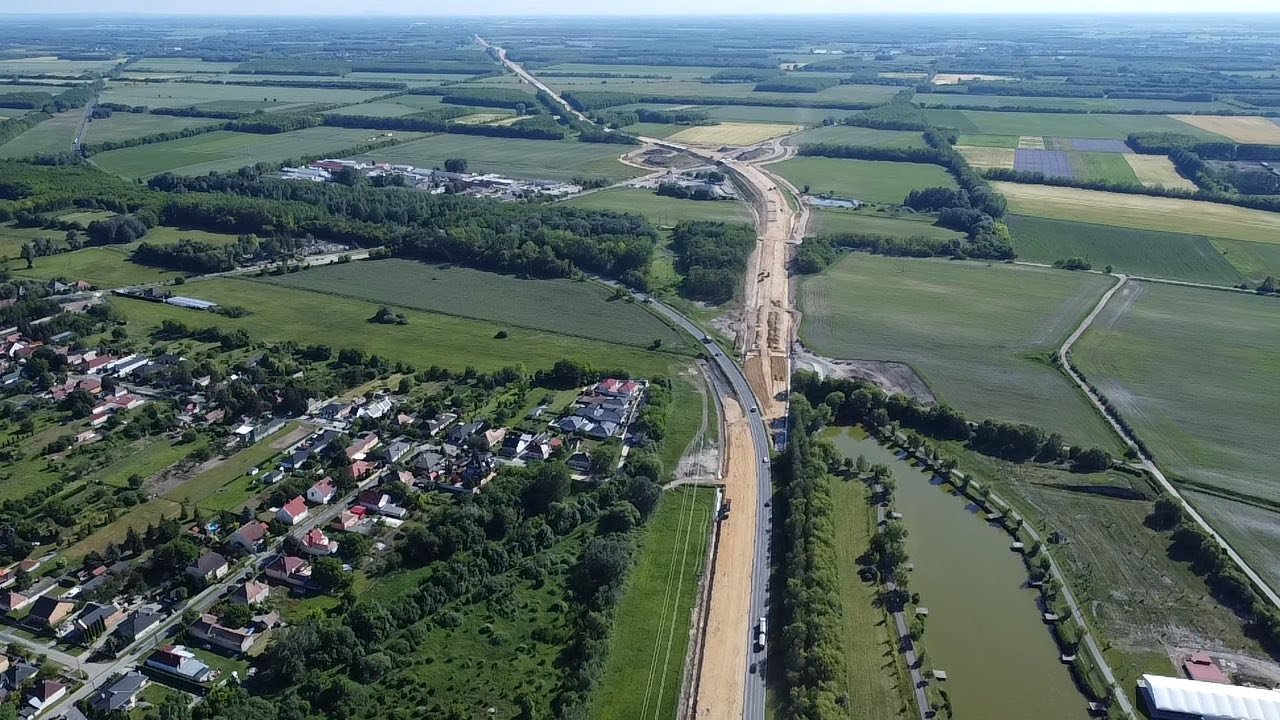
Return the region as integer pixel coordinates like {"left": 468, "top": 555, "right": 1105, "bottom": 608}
{"left": 1140, "top": 674, "right": 1280, "bottom": 720}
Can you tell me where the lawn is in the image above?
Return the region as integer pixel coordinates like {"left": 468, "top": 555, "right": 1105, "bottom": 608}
{"left": 0, "top": 112, "right": 82, "bottom": 158}
{"left": 91, "top": 127, "right": 421, "bottom": 178}
{"left": 65, "top": 498, "right": 183, "bottom": 562}
{"left": 788, "top": 124, "right": 927, "bottom": 148}
{"left": 259, "top": 259, "right": 691, "bottom": 352}
{"left": 562, "top": 188, "right": 752, "bottom": 227}
{"left": 923, "top": 109, "right": 1230, "bottom": 140}
{"left": 350, "top": 134, "right": 645, "bottom": 182}
{"left": 164, "top": 424, "right": 297, "bottom": 509}
{"left": 112, "top": 276, "right": 684, "bottom": 378}
{"left": 799, "top": 254, "right": 1119, "bottom": 447}
{"left": 993, "top": 181, "right": 1280, "bottom": 244}
{"left": 773, "top": 158, "right": 956, "bottom": 205}
{"left": 1067, "top": 152, "right": 1139, "bottom": 184}
{"left": 827, "top": 472, "right": 915, "bottom": 720}
{"left": 590, "top": 487, "right": 715, "bottom": 720}
{"left": 1072, "top": 282, "right": 1280, "bottom": 506}
{"left": 82, "top": 113, "right": 223, "bottom": 145}
{"left": 809, "top": 209, "right": 966, "bottom": 240}
{"left": 95, "top": 437, "right": 192, "bottom": 488}
{"left": 1005, "top": 215, "right": 1247, "bottom": 285}
{"left": 10, "top": 246, "right": 184, "bottom": 288}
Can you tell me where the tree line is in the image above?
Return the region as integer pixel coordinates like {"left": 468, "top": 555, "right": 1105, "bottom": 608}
{"left": 669, "top": 220, "right": 757, "bottom": 303}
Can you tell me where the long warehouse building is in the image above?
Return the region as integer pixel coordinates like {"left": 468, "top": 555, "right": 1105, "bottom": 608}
{"left": 1141, "top": 674, "right": 1280, "bottom": 720}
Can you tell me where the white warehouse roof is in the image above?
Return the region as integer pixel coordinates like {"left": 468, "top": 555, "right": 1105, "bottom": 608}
{"left": 1142, "top": 674, "right": 1280, "bottom": 720}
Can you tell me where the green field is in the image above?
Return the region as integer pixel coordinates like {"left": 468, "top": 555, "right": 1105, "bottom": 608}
{"left": 0, "top": 112, "right": 82, "bottom": 157}
{"left": 788, "top": 124, "right": 927, "bottom": 148}
{"left": 590, "top": 487, "right": 715, "bottom": 720}
{"left": 0, "top": 57, "right": 120, "bottom": 75}
{"left": 703, "top": 105, "right": 862, "bottom": 124}
{"left": 1068, "top": 152, "right": 1139, "bottom": 184}
{"left": 544, "top": 78, "right": 899, "bottom": 106}
{"left": 320, "top": 101, "right": 436, "bottom": 117}
{"left": 83, "top": 113, "right": 223, "bottom": 144}
{"left": 91, "top": 127, "right": 418, "bottom": 178}
{"left": 351, "top": 134, "right": 644, "bottom": 181}
{"left": 957, "top": 134, "right": 1021, "bottom": 148}
{"left": 800, "top": 254, "right": 1119, "bottom": 446}
{"left": 1073, "top": 282, "right": 1280, "bottom": 503}
{"left": 827, "top": 471, "right": 915, "bottom": 720}
{"left": 114, "top": 276, "right": 683, "bottom": 378}
{"left": 11, "top": 246, "right": 184, "bottom": 287}
{"left": 627, "top": 122, "right": 683, "bottom": 138}
{"left": 917, "top": 94, "right": 1234, "bottom": 114}
{"left": 130, "top": 58, "right": 241, "bottom": 73}
{"left": 924, "top": 109, "right": 1230, "bottom": 140}
{"left": 810, "top": 209, "right": 966, "bottom": 240}
{"left": 1006, "top": 215, "right": 1248, "bottom": 285}
{"left": 1211, "top": 238, "right": 1280, "bottom": 282}
{"left": 562, "top": 188, "right": 752, "bottom": 226}
{"left": 260, "top": 259, "right": 691, "bottom": 351}
{"left": 1183, "top": 490, "right": 1280, "bottom": 599}
{"left": 100, "top": 81, "right": 384, "bottom": 113}
{"left": 774, "top": 158, "right": 956, "bottom": 205}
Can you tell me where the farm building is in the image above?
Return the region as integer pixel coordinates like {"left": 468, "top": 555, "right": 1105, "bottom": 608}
{"left": 165, "top": 296, "right": 219, "bottom": 310}
{"left": 1139, "top": 674, "right": 1280, "bottom": 720}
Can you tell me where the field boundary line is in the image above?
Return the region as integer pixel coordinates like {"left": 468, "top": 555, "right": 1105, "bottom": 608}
{"left": 1058, "top": 274, "right": 1280, "bottom": 613}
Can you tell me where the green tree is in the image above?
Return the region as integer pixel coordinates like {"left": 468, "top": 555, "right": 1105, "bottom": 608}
{"left": 20, "top": 243, "right": 34, "bottom": 269}
{"left": 444, "top": 157, "right": 468, "bottom": 174}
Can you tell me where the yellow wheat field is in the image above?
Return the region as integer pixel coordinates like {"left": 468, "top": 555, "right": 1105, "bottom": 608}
{"left": 1017, "top": 136, "right": 1047, "bottom": 150}
{"left": 992, "top": 181, "right": 1280, "bottom": 244}
{"left": 956, "top": 145, "right": 1016, "bottom": 170}
{"left": 1170, "top": 115, "right": 1280, "bottom": 144}
{"left": 1122, "top": 154, "right": 1198, "bottom": 192}
{"left": 667, "top": 122, "right": 802, "bottom": 147}
{"left": 932, "top": 73, "right": 1017, "bottom": 85}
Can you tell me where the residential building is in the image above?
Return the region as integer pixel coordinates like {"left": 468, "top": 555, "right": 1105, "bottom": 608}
{"left": 1, "top": 592, "right": 30, "bottom": 612}
{"left": 233, "top": 580, "right": 271, "bottom": 606}
{"left": 596, "top": 378, "right": 641, "bottom": 397}
{"left": 345, "top": 433, "right": 380, "bottom": 460}
{"left": 117, "top": 608, "right": 163, "bottom": 641}
{"left": 499, "top": 433, "right": 533, "bottom": 459}
{"left": 331, "top": 510, "right": 360, "bottom": 532}
{"left": 26, "top": 680, "right": 66, "bottom": 717}
{"left": 446, "top": 421, "right": 484, "bottom": 446}
{"left": 188, "top": 613, "right": 256, "bottom": 654}
{"left": 425, "top": 412, "right": 457, "bottom": 437}
{"left": 74, "top": 602, "right": 126, "bottom": 639}
{"left": 381, "top": 439, "right": 413, "bottom": 464}
{"left": 358, "top": 490, "right": 389, "bottom": 512}
{"left": 306, "top": 477, "right": 337, "bottom": 505}
{"left": 264, "top": 555, "right": 312, "bottom": 586}
{"left": 146, "top": 645, "right": 215, "bottom": 684}
{"left": 300, "top": 528, "right": 338, "bottom": 556}
{"left": 229, "top": 520, "right": 269, "bottom": 552}
{"left": 186, "top": 552, "right": 229, "bottom": 583}
{"left": 276, "top": 496, "right": 309, "bottom": 526}
{"left": 2, "top": 662, "right": 36, "bottom": 693}
{"left": 89, "top": 672, "right": 148, "bottom": 715}
{"left": 26, "top": 596, "right": 75, "bottom": 629}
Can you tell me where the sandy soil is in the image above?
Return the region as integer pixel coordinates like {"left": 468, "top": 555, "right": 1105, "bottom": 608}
{"left": 792, "top": 343, "right": 937, "bottom": 403}
{"left": 1171, "top": 114, "right": 1280, "bottom": 144}
{"left": 694, "top": 398, "right": 757, "bottom": 720}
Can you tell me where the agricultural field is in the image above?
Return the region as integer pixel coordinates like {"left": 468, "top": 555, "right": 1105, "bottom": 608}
{"left": 590, "top": 487, "right": 715, "bottom": 720}
{"left": 666, "top": 122, "right": 801, "bottom": 146}
{"left": 787, "top": 124, "right": 926, "bottom": 148}
{"left": 82, "top": 112, "right": 223, "bottom": 144}
{"left": 916, "top": 93, "right": 1235, "bottom": 113}
{"left": 702, "top": 105, "right": 862, "bottom": 124}
{"left": 1005, "top": 215, "right": 1248, "bottom": 285}
{"left": 548, "top": 78, "right": 900, "bottom": 106}
{"left": 562, "top": 188, "right": 753, "bottom": 226}
{"left": 128, "top": 57, "right": 241, "bottom": 73}
{"left": 925, "top": 109, "right": 1230, "bottom": 140}
{"left": 260, "top": 258, "right": 691, "bottom": 351}
{"left": 351, "top": 134, "right": 645, "bottom": 181}
{"left": 1073, "top": 282, "right": 1280, "bottom": 503}
{"left": 0, "top": 56, "right": 121, "bottom": 75}
{"left": 809, "top": 209, "right": 966, "bottom": 240}
{"left": 0, "top": 112, "right": 82, "bottom": 157}
{"left": 627, "top": 122, "right": 684, "bottom": 138}
{"left": 955, "top": 145, "right": 1015, "bottom": 169}
{"left": 1122, "top": 154, "right": 1198, "bottom": 191}
{"left": 774, "top": 157, "right": 956, "bottom": 205}
{"left": 993, "top": 181, "right": 1280, "bottom": 244}
{"left": 90, "top": 127, "right": 419, "bottom": 178}
{"left": 538, "top": 63, "right": 728, "bottom": 80}
{"left": 99, "top": 81, "right": 384, "bottom": 113}
{"left": 1066, "top": 151, "right": 1140, "bottom": 184}
{"left": 799, "top": 254, "right": 1119, "bottom": 447}
{"left": 1169, "top": 115, "right": 1280, "bottom": 144}
{"left": 320, "top": 101, "right": 436, "bottom": 117}
{"left": 10, "top": 246, "right": 183, "bottom": 288}
{"left": 1183, "top": 490, "right": 1280, "bottom": 599}
{"left": 112, "top": 277, "right": 684, "bottom": 378}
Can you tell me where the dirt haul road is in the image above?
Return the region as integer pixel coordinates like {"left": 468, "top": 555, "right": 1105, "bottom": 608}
{"left": 694, "top": 397, "right": 757, "bottom": 720}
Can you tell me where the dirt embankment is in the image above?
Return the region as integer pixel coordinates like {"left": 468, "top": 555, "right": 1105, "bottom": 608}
{"left": 793, "top": 344, "right": 936, "bottom": 404}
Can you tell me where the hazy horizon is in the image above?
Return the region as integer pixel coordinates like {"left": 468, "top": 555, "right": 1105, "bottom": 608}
{"left": 7, "top": 1, "right": 1280, "bottom": 16}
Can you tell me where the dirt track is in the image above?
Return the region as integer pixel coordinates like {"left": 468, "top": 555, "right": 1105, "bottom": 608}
{"left": 694, "top": 398, "right": 757, "bottom": 720}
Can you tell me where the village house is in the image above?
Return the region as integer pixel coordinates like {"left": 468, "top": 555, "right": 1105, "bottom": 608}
{"left": 186, "top": 552, "right": 229, "bottom": 583}
{"left": 25, "top": 596, "right": 75, "bottom": 630}
{"left": 117, "top": 608, "right": 163, "bottom": 642}
{"left": 300, "top": 528, "right": 338, "bottom": 556}
{"left": 188, "top": 613, "right": 257, "bottom": 655}
{"left": 331, "top": 510, "right": 360, "bottom": 532}
{"left": 381, "top": 439, "right": 414, "bottom": 464}
{"left": 306, "top": 477, "right": 337, "bottom": 505}
{"left": 345, "top": 433, "right": 380, "bottom": 460}
{"left": 229, "top": 520, "right": 270, "bottom": 553}
{"left": 25, "top": 680, "right": 66, "bottom": 717}
{"left": 74, "top": 602, "right": 126, "bottom": 639}
{"left": 446, "top": 420, "right": 485, "bottom": 446}
{"left": 90, "top": 672, "right": 148, "bottom": 715}
{"left": 425, "top": 412, "right": 457, "bottom": 437}
{"left": 276, "top": 496, "right": 309, "bottom": 526}
{"left": 146, "top": 645, "right": 216, "bottom": 684}
{"left": 230, "top": 581, "right": 270, "bottom": 606}
{"left": 1, "top": 592, "right": 30, "bottom": 613}
{"left": 264, "top": 555, "right": 312, "bottom": 586}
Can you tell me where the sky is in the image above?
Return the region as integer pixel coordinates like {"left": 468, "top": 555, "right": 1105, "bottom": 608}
{"left": 11, "top": 0, "right": 1280, "bottom": 15}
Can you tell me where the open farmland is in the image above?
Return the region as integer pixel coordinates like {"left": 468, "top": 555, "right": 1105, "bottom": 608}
{"left": 1122, "top": 155, "right": 1197, "bottom": 191}
{"left": 90, "top": 127, "right": 418, "bottom": 178}
{"left": 1006, "top": 215, "right": 1247, "bottom": 284}
{"left": 799, "top": 254, "right": 1118, "bottom": 446}
{"left": 130, "top": 57, "right": 241, "bottom": 73}
{"left": 351, "top": 134, "right": 645, "bottom": 181}
{"left": 0, "top": 56, "right": 120, "bottom": 75}
{"left": 590, "top": 487, "right": 715, "bottom": 720}
{"left": 1169, "top": 115, "right": 1280, "bottom": 144}
{"left": 788, "top": 124, "right": 926, "bottom": 147}
{"left": 702, "top": 105, "right": 862, "bottom": 124}
{"left": 1067, "top": 151, "right": 1140, "bottom": 184}
{"left": 1210, "top": 238, "right": 1280, "bottom": 281}
{"left": 925, "top": 109, "right": 1230, "bottom": 140}
{"left": 775, "top": 158, "right": 956, "bottom": 205}
{"left": 666, "top": 122, "right": 801, "bottom": 146}
{"left": 956, "top": 145, "right": 1015, "bottom": 169}
{"left": 0, "top": 112, "right": 82, "bottom": 157}
{"left": 113, "top": 277, "right": 682, "bottom": 378}
{"left": 810, "top": 209, "right": 967, "bottom": 239}
{"left": 1183, "top": 491, "right": 1280, "bottom": 598}
{"left": 993, "top": 181, "right": 1280, "bottom": 244}
{"left": 917, "top": 94, "right": 1235, "bottom": 113}
{"left": 260, "top": 259, "right": 691, "bottom": 351}
{"left": 11, "top": 246, "right": 185, "bottom": 288}
{"left": 99, "top": 81, "right": 385, "bottom": 112}
{"left": 82, "top": 112, "right": 223, "bottom": 144}
{"left": 562, "top": 188, "right": 752, "bottom": 226}
{"left": 1014, "top": 149, "right": 1074, "bottom": 178}
{"left": 1072, "top": 282, "right": 1280, "bottom": 586}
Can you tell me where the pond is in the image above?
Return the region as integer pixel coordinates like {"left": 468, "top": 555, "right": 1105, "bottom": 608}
{"left": 828, "top": 427, "right": 1091, "bottom": 720}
